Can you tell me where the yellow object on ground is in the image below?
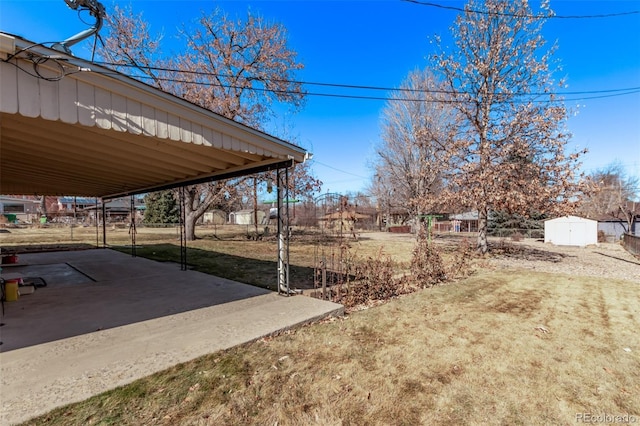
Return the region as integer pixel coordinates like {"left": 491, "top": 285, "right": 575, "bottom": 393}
{"left": 4, "top": 279, "right": 19, "bottom": 301}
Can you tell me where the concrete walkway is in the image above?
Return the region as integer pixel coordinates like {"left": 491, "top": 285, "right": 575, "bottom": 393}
{"left": 0, "top": 249, "right": 343, "bottom": 425}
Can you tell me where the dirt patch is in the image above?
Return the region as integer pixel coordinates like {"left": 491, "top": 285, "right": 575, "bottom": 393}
{"left": 482, "top": 289, "right": 545, "bottom": 316}
{"left": 490, "top": 240, "right": 569, "bottom": 263}
{"left": 486, "top": 239, "right": 640, "bottom": 282}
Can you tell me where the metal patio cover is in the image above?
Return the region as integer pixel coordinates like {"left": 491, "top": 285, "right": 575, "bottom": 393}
{"left": 0, "top": 33, "right": 308, "bottom": 199}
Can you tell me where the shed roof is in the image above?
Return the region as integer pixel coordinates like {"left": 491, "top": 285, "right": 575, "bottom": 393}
{"left": 545, "top": 215, "right": 597, "bottom": 223}
{"left": 0, "top": 33, "right": 308, "bottom": 199}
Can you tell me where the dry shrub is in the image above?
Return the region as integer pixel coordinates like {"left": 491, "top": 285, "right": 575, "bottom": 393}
{"left": 331, "top": 232, "right": 476, "bottom": 310}
{"left": 493, "top": 238, "right": 520, "bottom": 255}
{"left": 597, "top": 230, "right": 607, "bottom": 243}
{"left": 408, "top": 233, "right": 475, "bottom": 289}
{"left": 491, "top": 239, "right": 567, "bottom": 262}
{"left": 334, "top": 248, "right": 405, "bottom": 308}
{"left": 409, "top": 229, "right": 447, "bottom": 288}
{"left": 510, "top": 231, "right": 524, "bottom": 242}
{"left": 447, "top": 238, "right": 474, "bottom": 279}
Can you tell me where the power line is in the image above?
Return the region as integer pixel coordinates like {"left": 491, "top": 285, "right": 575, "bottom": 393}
{"left": 6, "top": 46, "right": 639, "bottom": 104}
{"left": 122, "top": 72, "right": 640, "bottom": 103}
{"left": 285, "top": 87, "right": 640, "bottom": 103}
{"left": 92, "top": 61, "right": 458, "bottom": 94}
{"left": 92, "top": 67, "right": 640, "bottom": 104}
{"left": 91, "top": 61, "right": 640, "bottom": 98}
{"left": 6, "top": 54, "right": 639, "bottom": 104}
{"left": 401, "top": 0, "right": 640, "bottom": 19}
{"left": 8, "top": 46, "right": 638, "bottom": 102}
{"left": 314, "top": 161, "right": 369, "bottom": 179}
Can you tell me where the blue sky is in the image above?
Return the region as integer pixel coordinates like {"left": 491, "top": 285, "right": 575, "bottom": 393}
{"left": 1, "top": 0, "right": 639, "bottom": 196}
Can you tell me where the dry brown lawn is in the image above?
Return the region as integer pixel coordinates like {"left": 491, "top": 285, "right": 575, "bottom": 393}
{"left": 0, "top": 224, "right": 186, "bottom": 248}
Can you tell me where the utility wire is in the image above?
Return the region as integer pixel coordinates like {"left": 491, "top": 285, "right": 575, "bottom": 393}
{"left": 315, "top": 161, "right": 369, "bottom": 179}
{"left": 91, "top": 62, "right": 640, "bottom": 99}
{"left": 401, "top": 0, "right": 640, "bottom": 19}
{"left": 7, "top": 53, "right": 639, "bottom": 104}
{"left": 1, "top": 41, "right": 59, "bottom": 62}
{"left": 7, "top": 43, "right": 639, "bottom": 103}
{"left": 96, "top": 69, "right": 640, "bottom": 104}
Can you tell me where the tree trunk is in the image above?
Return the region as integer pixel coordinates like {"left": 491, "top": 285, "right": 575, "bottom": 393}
{"left": 185, "top": 210, "right": 198, "bottom": 241}
{"left": 39, "top": 196, "right": 47, "bottom": 219}
{"left": 181, "top": 186, "right": 212, "bottom": 241}
{"left": 477, "top": 207, "right": 488, "bottom": 254}
{"left": 620, "top": 202, "right": 636, "bottom": 236}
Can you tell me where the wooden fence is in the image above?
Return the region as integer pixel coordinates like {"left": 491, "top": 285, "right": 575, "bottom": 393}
{"left": 622, "top": 233, "right": 640, "bottom": 257}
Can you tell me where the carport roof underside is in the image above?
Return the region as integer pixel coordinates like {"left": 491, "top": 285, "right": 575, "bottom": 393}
{"left": 0, "top": 33, "right": 309, "bottom": 199}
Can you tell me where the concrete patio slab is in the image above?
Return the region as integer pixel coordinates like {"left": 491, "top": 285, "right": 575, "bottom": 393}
{"left": 0, "top": 249, "right": 343, "bottom": 425}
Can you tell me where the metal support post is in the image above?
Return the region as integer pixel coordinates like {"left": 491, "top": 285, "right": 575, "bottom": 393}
{"left": 277, "top": 167, "right": 291, "bottom": 295}
{"left": 102, "top": 200, "right": 107, "bottom": 248}
{"left": 129, "top": 196, "right": 137, "bottom": 257}
{"left": 94, "top": 197, "right": 99, "bottom": 248}
{"left": 71, "top": 196, "right": 77, "bottom": 241}
{"left": 179, "top": 187, "right": 187, "bottom": 271}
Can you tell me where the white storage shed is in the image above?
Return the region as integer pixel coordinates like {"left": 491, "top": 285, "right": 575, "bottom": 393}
{"left": 229, "top": 210, "right": 266, "bottom": 225}
{"left": 544, "top": 216, "right": 598, "bottom": 247}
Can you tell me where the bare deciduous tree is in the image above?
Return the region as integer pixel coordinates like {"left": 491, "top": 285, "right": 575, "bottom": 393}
{"left": 173, "top": 8, "right": 305, "bottom": 128}
{"left": 579, "top": 162, "right": 639, "bottom": 233}
{"left": 372, "top": 69, "right": 456, "bottom": 231}
{"left": 98, "top": 5, "right": 165, "bottom": 86}
{"left": 100, "top": 6, "right": 311, "bottom": 240}
{"left": 432, "top": 0, "right": 588, "bottom": 253}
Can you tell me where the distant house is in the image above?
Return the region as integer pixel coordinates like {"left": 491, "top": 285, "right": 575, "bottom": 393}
{"left": 598, "top": 214, "right": 640, "bottom": 241}
{"left": 57, "top": 197, "right": 96, "bottom": 212}
{"left": 449, "top": 211, "right": 479, "bottom": 233}
{"left": 0, "top": 196, "right": 41, "bottom": 223}
{"left": 544, "top": 216, "right": 598, "bottom": 247}
{"left": 80, "top": 197, "right": 145, "bottom": 223}
{"left": 320, "top": 210, "right": 372, "bottom": 232}
{"left": 378, "top": 207, "right": 412, "bottom": 228}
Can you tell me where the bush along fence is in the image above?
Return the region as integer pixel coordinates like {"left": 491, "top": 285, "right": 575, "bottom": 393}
{"left": 622, "top": 233, "right": 640, "bottom": 257}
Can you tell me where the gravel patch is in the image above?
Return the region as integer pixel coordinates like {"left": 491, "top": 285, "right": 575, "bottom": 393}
{"left": 486, "top": 239, "right": 640, "bottom": 283}
{"left": 361, "top": 231, "right": 639, "bottom": 283}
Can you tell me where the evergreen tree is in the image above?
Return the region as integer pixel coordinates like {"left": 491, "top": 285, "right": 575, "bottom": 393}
{"left": 143, "top": 191, "right": 179, "bottom": 225}
{"left": 488, "top": 210, "right": 546, "bottom": 238}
